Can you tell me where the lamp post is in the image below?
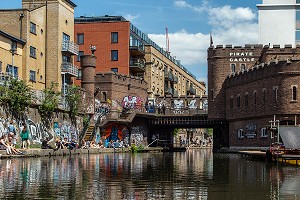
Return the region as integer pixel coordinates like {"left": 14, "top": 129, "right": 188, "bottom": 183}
{"left": 10, "top": 45, "right": 17, "bottom": 78}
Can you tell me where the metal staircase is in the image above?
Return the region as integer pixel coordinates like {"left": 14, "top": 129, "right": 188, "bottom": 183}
{"left": 84, "top": 125, "right": 95, "bottom": 141}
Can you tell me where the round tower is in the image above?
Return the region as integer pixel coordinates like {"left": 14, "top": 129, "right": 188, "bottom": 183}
{"left": 81, "top": 55, "right": 96, "bottom": 99}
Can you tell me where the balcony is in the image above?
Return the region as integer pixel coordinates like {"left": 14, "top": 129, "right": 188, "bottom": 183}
{"left": 62, "top": 41, "right": 79, "bottom": 55}
{"left": 129, "top": 58, "right": 145, "bottom": 73}
{"left": 129, "top": 39, "right": 145, "bottom": 56}
{"left": 164, "top": 86, "right": 173, "bottom": 95}
{"left": 164, "top": 71, "right": 174, "bottom": 81}
{"left": 187, "top": 86, "right": 196, "bottom": 95}
{"left": 171, "top": 74, "right": 178, "bottom": 83}
{"left": 61, "top": 62, "right": 79, "bottom": 77}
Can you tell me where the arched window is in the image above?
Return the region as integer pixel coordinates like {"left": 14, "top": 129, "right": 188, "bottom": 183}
{"left": 231, "top": 63, "right": 236, "bottom": 73}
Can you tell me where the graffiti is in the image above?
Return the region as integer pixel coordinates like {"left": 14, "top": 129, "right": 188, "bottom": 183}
{"left": 188, "top": 99, "right": 197, "bottom": 109}
{"left": 131, "top": 126, "right": 147, "bottom": 146}
{"left": 53, "top": 121, "right": 78, "bottom": 140}
{"left": 27, "top": 119, "right": 53, "bottom": 143}
{"left": 122, "top": 96, "right": 143, "bottom": 111}
{"left": 94, "top": 99, "right": 111, "bottom": 122}
{"left": 174, "top": 100, "right": 184, "bottom": 109}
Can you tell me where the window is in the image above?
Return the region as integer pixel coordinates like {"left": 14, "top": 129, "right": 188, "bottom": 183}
{"left": 77, "top": 69, "right": 81, "bottom": 80}
{"left": 77, "top": 33, "right": 84, "bottom": 45}
{"left": 292, "top": 85, "right": 297, "bottom": 101}
{"left": 237, "top": 95, "right": 240, "bottom": 107}
{"left": 263, "top": 89, "right": 266, "bottom": 104}
{"left": 237, "top": 129, "right": 244, "bottom": 139}
{"left": 261, "top": 128, "right": 268, "bottom": 138}
{"left": 111, "top": 32, "right": 118, "bottom": 43}
{"left": 111, "top": 50, "right": 118, "bottom": 61}
{"left": 230, "top": 97, "right": 233, "bottom": 109}
{"left": 63, "top": 33, "right": 70, "bottom": 42}
{"left": 244, "top": 93, "right": 248, "bottom": 106}
{"left": 29, "top": 70, "right": 36, "bottom": 82}
{"left": 240, "top": 64, "right": 246, "bottom": 72}
{"left": 273, "top": 86, "right": 278, "bottom": 102}
{"left": 111, "top": 68, "right": 118, "bottom": 73}
{"left": 297, "top": 0, "right": 300, "bottom": 3}
{"left": 30, "top": 22, "right": 36, "bottom": 34}
{"left": 231, "top": 63, "right": 236, "bottom": 73}
{"left": 6, "top": 65, "right": 18, "bottom": 78}
{"left": 254, "top": 91, "right": 257, "bottom": 105}
{"left": 30, "top": 46, "right": 36, "bottom": 58}
{"left": 77, "top": 51, "right": 84, "bottom": 62}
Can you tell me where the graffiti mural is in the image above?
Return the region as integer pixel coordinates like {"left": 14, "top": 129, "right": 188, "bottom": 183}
{"left": 53, "top": 121, "right": 78, "bottom": 140}
{"left": 188, "top": 99, "right": 197, "bottom": 109}
{"left": 27, "top": 119, "right": 54, "bottom": 143}
{"left": 94, "top": 99, "right": 111, "bottom": 122}
{"left": 131, "top": 126, "right": 147, "bottom": 146}
{"left": 122, "top": 96, "right": 143, "bottom": 111}
{"left": 102, "top": 124, "right": 129, "bottom": 147}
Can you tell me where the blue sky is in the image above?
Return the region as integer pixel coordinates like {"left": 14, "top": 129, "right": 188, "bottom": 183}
{"left": 1, "top": 0, "right": 262, "bottom": 84}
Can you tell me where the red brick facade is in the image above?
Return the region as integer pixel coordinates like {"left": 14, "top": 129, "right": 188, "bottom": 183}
{"left": 208, "top": 45, "right": 300, "bottom": 148}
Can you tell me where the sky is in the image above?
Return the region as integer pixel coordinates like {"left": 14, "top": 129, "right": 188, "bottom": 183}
{"left": 1, "top": 0, "right": 262, "bottom": 84}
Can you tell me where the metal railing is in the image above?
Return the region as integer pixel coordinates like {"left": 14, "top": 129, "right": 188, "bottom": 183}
{"left": 129, "top": 58, "right": 145, "bottom": 69}
{"left": 61, "top": 62, "right": 79, "bottom": 77}
{"left": 62, "top": 41, "right": 79, "bottom": 55}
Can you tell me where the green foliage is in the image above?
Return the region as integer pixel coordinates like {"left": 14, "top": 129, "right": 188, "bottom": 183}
{"left": 130, "top": 144, "right": 144, "bottom": 153}
{"left": 38, "top": 82, "right": 60, "bottom": 128}
{"left": 173, "top": 128, "right": 179, "bottom": 136}
{"left": 207, "top": 128, "right": 213, "bottom": 137}
{"left": 0, "top": 78, "right": 33, "bottom": 121}
{"left": 83, "top": 114, "right": 90, "bottom": 127}
{"left": 65, "top": 85, "right": 81, "bottom": 125}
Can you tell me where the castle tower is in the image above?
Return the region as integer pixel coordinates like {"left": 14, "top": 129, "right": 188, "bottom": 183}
{"left": 81, "top": 54, "right": 96, "bottom": 97}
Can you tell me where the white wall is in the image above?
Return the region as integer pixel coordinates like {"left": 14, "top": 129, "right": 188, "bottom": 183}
{"left": 263, "top": 0, "right": 295, "bottom": 4}
{"left": 258, "top": 4, "right": 296, "bottom": 47}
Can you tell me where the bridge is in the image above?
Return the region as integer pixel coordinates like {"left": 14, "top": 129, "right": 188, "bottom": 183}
{"left": 83, "top": 105, "right": 228, "bottom": 150}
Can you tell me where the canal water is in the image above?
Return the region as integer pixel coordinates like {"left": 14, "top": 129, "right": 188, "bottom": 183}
{"left": 0, "top": 149, "right": 299, "bottom": 200}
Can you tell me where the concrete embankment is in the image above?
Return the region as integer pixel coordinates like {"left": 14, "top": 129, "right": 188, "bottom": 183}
{"left": 0, "top": 147, "right": 170, "bottom": 159}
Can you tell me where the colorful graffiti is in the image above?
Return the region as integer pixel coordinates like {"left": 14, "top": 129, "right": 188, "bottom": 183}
{"left": 131, "top": 126, "right": 147, "bottom": 146}
{"left": 188, "top": 99, "right": 197, "bottom": 109}
{"left": 53, "top": 121, "right": 78, "bottom": 140}
{"left": 122, "top": 96, "right": 143, "bottom": 111}
{"left": 28, "top": 119, "right": 54, "bottom": 143}
{"left": 94, "top": 99, "right": 111, "bottom": 122}
{"left": 102, "top": 124, "right": 129, "bottom": 147}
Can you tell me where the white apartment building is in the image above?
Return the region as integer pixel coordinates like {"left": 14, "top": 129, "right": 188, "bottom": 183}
{"left": 257, "top": 0, "right": 300, "bottom": 47}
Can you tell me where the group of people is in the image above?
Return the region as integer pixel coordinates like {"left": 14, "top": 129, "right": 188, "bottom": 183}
{"left": 41, "top": 137, "right": 78, "bottom": 150}
{"left": 0, "top": 120, "right": 30, "bottom": 155}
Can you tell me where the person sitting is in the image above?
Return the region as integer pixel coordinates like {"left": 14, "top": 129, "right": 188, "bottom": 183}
{"left": 55, "top": 137, "right": 64, "bottom": 150}
{"left": 7, "top": 136, "right": 23, "bottom": 154}
{"left": 0, "top": 135, "right": 12, "bottom": 155}
{"left": 41, "top": 138, "right": 54, "bottom": 149}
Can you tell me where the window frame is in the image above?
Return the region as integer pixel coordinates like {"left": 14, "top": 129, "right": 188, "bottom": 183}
{"left": 29, "top": 70, "right": 36, "bottom": 82}
{"left": 111, "top": 68, "right": 118, "bottom": 73}
{"left": 30, "top": 22, "right": 36, "bottom": 34}
{"left": 111, "top": 50, "right": 118, "bottom": 61}
{"left": 77, "top": 33, "right": 84, "bottom": 45}
{"left": 30, "top": 46, "right": 36, "bottom": 58}
{"left": 111, "top": 32, "right": 118, "bottom": 43}
{"left": 237, "top": 129, "right": 244, "bottom": 139}
{"left": 261, "top": 128, "right": 268, "bottom": 138}
{"left": 230, "top": 63, "right": 236, "bottom": 73}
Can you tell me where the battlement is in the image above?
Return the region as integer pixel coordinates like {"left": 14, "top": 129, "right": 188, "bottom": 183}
{"left": 209, "top": 44, "right": 300, "bottom": 52}
{"left": 225, "top": 57, "right": 300, "bottom": 86}
{"left": 95, "top": 72, "right": 148, "bottom": 85}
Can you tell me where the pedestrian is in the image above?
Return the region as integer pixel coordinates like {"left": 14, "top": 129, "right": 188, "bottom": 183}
{"left": 162, "top": 104, "right": 166, "bottom": 115}
{"left": 20, "top": 125, "right": 29, "bottom": 149}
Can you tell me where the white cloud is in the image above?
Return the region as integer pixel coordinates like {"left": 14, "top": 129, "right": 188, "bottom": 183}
{"left": 174, "top": 0, "right": 209, "bottom": 13}
{"left": 149, "top": 2, "right": 258, "bottom": 84}
{"left": 123, "top": 14, "right": 139, "bottom": 22}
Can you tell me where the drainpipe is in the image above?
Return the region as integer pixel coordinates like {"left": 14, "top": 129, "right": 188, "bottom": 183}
{"left": 19, "top": 13, "right": 24, "bottom": 39}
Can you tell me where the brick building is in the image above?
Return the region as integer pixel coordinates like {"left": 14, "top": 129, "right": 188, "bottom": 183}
{"left": 0, "top": 0, "right": 78, "bottom": 92}
{"left": 208, "top": 44, "right": 300, "bottom": 149}
{"left": 74, "top": 16, "right": 206, "bottom": 103}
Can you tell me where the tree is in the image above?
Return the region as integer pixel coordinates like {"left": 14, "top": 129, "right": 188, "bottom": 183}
{"left": 0, "top": 78, "right": 33, "bottom": 121}
{"left": 65, "top": 85, "right": 81, "bottom": 125}
{"left": 38, "top": 82, "right": 61, "bottom": 128}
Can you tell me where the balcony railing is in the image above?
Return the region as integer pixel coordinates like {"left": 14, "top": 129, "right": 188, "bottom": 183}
{"left": 164, "top": 86, "right": 173, "bottom": 95}
{"left": 187, "top": 87, "right": 196, "bottom": 95}
{"left": 62, "top": 41, "right": 79, "bottom": 55}
{"left": 172, "top": 75, "right": 178, "bottom": 83}
{"left": 61, "top": 62, "right": 79, "bottom": 77}
{"left": 129, "top": 58, "right": 145, "bottom": 72}
{"left": 129, "top": 39, "right": 145, "bottom": 56}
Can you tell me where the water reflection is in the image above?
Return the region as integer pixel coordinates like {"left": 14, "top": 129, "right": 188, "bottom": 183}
{"left": 0, "top": 150, "right": 299, "bottom": 199}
